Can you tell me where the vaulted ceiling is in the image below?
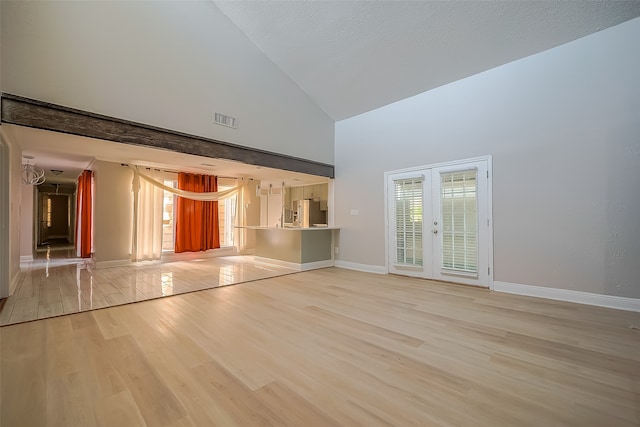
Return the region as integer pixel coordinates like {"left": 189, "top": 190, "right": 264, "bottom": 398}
{"left": 7, "top": 1, "right": 640, "bottom": 183}
{"left": 213, "top": 1, "right": 640, "bottom": 121}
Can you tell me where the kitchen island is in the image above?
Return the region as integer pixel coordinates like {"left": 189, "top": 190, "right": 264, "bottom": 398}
{"left": 237, "top": 226, "right": 339, "bottom": 271}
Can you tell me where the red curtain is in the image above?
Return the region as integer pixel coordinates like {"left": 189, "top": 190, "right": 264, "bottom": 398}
{"left": 175, "top": 173, "right": 220, "bottom": 253}
{"left": 75, "top": 170, "right": 93, "bottom": 258}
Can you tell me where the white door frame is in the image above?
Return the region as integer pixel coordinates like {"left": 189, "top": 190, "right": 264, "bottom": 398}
{"left": 0, "top": 132, "right": 10, "bottom": 298}
{"left": 386, "top": 170, "right": 431, "bottom": 279}
{"left": 384, "top": 155, "right": 494, "bottom": 289}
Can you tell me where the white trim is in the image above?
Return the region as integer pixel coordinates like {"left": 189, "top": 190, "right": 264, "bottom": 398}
{"left": 299, "top": 260, "right": 334, "bottom": 271}
{"left": 494, "top": 281, "right": 640, "bottom": 312}
{"left": 440, "top": 268, "right": 479, "bottom": 279}
{"left": 335, "top": 260, "right": 387, "bottom": 274}
{"left": 392, "top": 263, "right": 423, "bottom": 271}
{"left": 0, "top": 133, "right": 9, "bottom": 298}
{"left": 94, "top": 259, "right": 132, "bottom": 269}
{"left": 384, "top": 155, "right": 493, "bottom": 289}
{"left": 20, "top": 255, "right": 34, "bottom": 263}
{"left": 254, "top": 256, "right": 334, "bottom": 271}
{"left": 161, "top": 246, "right": 237, "bottom": 262}
{"left": 486, "top": 159, "right": 494, "bottom": 290}
{"left": 385, "top": 155, "right": 493, "bottom": 177}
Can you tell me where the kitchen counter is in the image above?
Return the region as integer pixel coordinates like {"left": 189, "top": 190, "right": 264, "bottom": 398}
{"left": 237, "top": 226, "right": 339, "bottom": 271}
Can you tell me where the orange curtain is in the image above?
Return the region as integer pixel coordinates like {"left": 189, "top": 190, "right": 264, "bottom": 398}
{"left": 75, "top": 170, "right": 93, "bottom": 258}
{"left": 175, "top": 173, "right": 220, "bottom": 253}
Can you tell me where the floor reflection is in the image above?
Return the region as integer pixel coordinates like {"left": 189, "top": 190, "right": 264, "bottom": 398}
{"left": 0, "top": 255, "right": 296, "bottom": 326}
{"left": 161, "top": 273, "right": 174, "bottom": 296}
{"left": 219, "top": 265, "right": 236, "bottom": 286}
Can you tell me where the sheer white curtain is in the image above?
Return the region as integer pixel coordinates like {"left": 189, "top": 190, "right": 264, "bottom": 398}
{"left": 133, "top": 167, "right": 240, "bottom": 201}
{"left": 129, "top": 166, "right": 251, "bottom": 257}
{"left": 132, "top": 168, "right": 164, "bottom": 261}
{"left": 234, "top": 178, "right": 250, "bottom": 253}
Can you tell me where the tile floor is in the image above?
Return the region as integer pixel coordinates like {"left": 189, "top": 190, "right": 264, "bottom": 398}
{"left": 0, "top": 246, "right": 297, "bottom": 326}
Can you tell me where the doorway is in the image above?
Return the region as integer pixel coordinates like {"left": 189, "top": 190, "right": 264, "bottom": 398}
{"left": 38, "top": 193, "right": 71, "bottom": 246}
{"left": 385, "top": 157, "right": 493, "bottom": 288}
{"left": 36, "top": 183, "right": 76, "bottom": 256}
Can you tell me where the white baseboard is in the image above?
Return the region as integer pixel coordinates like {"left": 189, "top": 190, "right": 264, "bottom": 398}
{"left": 236, "top": 248, "right": 255, "bottom": 256}
{"left": 335, "top": 260, "right": 387, "bottom": 275}
{"left": 493, "top": 281, "right": 640, "bottom": 312}
{"left": 20, "top": 255, "right": 34, "bottom": 263}
{"left": 299, "top": 260, "right": 335, "bottom": 271}
{"left": 97, "top": 247, "right": 239, "bottom": 268}
{"left": 94, "top": 259, "right": 132, "bottom": 269}
{"left": 161, "top": 247, "right": 237, "bottom": 262}
{"left": 254, "top": 257, "right": 334, "bottom": 271}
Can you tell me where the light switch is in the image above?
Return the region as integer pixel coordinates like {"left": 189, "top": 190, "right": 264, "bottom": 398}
{"left": 350, "top": 209, "right": 359, "bottom": 216}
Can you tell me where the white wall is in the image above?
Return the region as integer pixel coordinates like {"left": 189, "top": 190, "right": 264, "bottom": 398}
{"left": 93, "top": 161, "right": 133, "bottom": 266}
{"left": 0, "top": 1, "right": 334, "bottom": 164}
{"left": 0, "top": 5, "right": 2, "bottom": 292}
{"left": 0, "top": 131, "right": 11, "bottom": 297}
{"left": 335, "top": 18, "right": 640, "bottom": 298}
{"left": 0, "top": 128, "right": 24, "bottom": 295}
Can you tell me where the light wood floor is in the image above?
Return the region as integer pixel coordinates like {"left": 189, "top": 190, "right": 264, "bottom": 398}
{"left": 1, "top": 267, "right": 639, "bottom": 426}
{"left": 0, "top": 250, "right": 295, "bottom": 326}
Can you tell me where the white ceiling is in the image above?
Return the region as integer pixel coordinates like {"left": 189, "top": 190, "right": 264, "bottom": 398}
{"left": 6, "top": 2, "right": 640, "bottom": 183}
{"left": 213, "top": 0, "right": 640, "bottom": 121}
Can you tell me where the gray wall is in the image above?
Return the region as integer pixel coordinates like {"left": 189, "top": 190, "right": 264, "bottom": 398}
{"left": 0, "top": 1, "right": 334, "bottom": 165}
{"left": 334, "top": 18, "right": 640, "bottom": 298}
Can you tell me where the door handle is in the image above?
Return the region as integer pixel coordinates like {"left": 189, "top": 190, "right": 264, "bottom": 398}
{"left": 433, "top": 229, "right": 438, "bottom": 234}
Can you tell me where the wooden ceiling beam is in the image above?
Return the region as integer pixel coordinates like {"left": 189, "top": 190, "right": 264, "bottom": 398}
{"left": 0, "top": 93, "right": 334, "bottom": 178}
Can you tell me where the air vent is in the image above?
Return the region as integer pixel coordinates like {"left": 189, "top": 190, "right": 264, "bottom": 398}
{"left": 214, "top": 112, "right": 238, "bottom": 129}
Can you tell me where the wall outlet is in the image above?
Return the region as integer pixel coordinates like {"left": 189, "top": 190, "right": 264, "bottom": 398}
{"left": 350, "top": 209, "right": 359, "bottom": 216}
{"left": 334, "top": 247, "right": 339, "bottom": 254}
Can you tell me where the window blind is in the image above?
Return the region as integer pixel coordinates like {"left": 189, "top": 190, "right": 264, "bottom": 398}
{"left": 440, "top": 170, "right": 478, "bottom": 273}
{"left": 394, "top": 178, "right": 423, "bottom": 266}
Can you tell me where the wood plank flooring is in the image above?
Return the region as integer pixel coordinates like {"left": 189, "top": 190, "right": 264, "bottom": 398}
{"left": 0, "top": 254, "right": 296, "bottom": 326}
{"left": 1, "top": 267, "right": 639, "bottom": 426}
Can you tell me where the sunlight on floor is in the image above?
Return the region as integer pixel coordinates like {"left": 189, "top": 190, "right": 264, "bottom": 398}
{"left": 0, "top": 255, "right": 296, "bottom": 326}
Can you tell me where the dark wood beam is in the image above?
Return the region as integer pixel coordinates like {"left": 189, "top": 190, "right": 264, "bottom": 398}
{"left": 0, "top": 93, "right": 334, "bottom": 178}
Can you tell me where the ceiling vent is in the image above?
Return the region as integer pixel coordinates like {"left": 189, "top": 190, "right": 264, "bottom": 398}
{"left": 214, "top": 112, "right": 238, "bottom": 129}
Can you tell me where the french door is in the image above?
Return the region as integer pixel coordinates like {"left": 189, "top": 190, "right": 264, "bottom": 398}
{"left": 386, "top": 158, "right": 492, "bottom": 287}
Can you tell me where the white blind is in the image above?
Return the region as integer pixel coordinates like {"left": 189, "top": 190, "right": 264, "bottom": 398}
{"left": 440, "top": 170, "right": 478, "bottom": 273}
{"left": 394, "top": 178, "right": 423, "bottom": 266}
